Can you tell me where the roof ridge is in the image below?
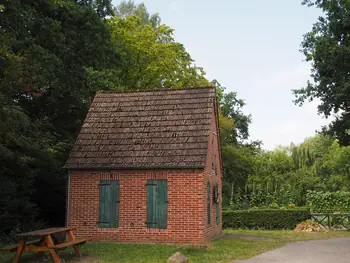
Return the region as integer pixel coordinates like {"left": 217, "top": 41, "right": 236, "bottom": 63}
{"left": 97, "top": 86, "right": 216, "bottom": 94}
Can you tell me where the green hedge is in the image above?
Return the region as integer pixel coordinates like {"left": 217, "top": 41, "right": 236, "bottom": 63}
{"left": 223, "top": 209, "right": 310, "bottom": 230}
{"left": 307, "top": 191, "right": 350, "bottom": 213}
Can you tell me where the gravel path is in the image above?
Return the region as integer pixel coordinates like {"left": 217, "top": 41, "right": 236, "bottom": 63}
{"left": 231, "top": 238, "right": 350, "bottom": 263}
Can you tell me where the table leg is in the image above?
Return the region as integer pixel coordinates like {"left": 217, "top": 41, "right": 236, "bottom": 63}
{"left": 45, "top": 235, "right": 62, "bottom": 263}
{"left": 68, "top": 230, "right": 81, "bottom": 257}
{"left": 36, "top": 238, "right": 46, "bottom": 260}
{"left": 12, "top": 239, "right": 26, "bottom": 263}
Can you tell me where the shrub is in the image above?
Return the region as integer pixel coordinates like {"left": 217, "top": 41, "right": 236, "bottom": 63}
{"left": 223, "top": 208, "right": 310, "bottom": 230}
{"left": 307, "top": 191, "right": 350, "bottom": 213}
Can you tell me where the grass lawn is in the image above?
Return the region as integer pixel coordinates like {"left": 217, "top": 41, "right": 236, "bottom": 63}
{"left": 2, "top": 230, "right": 350, "bottom": 263}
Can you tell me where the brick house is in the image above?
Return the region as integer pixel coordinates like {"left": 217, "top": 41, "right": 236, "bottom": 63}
{"left": 64, "top": 87, "right": 223, "bottom": 244}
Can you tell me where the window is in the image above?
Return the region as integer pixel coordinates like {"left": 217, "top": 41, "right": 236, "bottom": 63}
{"left": 146, "top": 180, "right": 167, "bottom": 229}
{"left": 98, "top": 180, "right": 120, "bottom": 228}
{"left": 215, "top": 185, "right": 220, "bottom": 225}
{"left": 214, "top": 152, "right": 218, "bottom": 176}
{"left": 212, "top": 135, "right": 218, "bottom": 175}
{"left": 212, "top": 137, "right": 215, "bottom": 170}
{"left": 207, "top": 182, "right": 210, "bottom": 225}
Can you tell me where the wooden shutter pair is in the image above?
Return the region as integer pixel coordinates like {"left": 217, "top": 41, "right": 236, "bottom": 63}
{"left": 98, "top": 180, "right": 168, "bottom": 229}
{"left": 98, "top": 181, "right": 120, "bottom": 228}
{"left": 146, "top": 180, "right": 167, "bottom": 229}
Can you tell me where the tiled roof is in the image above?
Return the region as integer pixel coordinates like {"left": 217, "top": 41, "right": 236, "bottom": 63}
{"left": 64, "top": 87, "right": 216, "bottom": 169}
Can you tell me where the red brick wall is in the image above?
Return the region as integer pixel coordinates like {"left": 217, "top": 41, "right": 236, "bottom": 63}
{"left": 203, "top": 108, "right": 223, "bottom": 242}
{"left": 68, "top": 169, "right": 207, "bottom": 244}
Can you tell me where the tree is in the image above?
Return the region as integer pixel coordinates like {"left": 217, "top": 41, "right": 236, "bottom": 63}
{"left": 78, "top": 0, "right": 115, "bottom": 18}
{"left": 115, "top": 0, "right": 161, "bottom": 28}
{"left": 294, "top": 0, "right": 350, "bottom": 146}
{"left": 0, "top": 0, "right": 120, "bottom": 234}
{"left": 210, "top": 80, "right": 259, "bottom": 206}
{"left": 108, "top": 15, "right": 209, "bottom": 89}
{"left": 245, "top": 134, "right": 350, "bottom": 208}
{"left": 212, "top": 80, "right": 252, "bottom": 144}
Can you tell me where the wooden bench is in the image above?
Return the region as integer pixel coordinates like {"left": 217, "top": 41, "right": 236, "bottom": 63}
{"left": 0, "top": 239, "right": 42, "bottom": 252}
{"left": 48, "top": 238, "right": 90, "bottom": 250}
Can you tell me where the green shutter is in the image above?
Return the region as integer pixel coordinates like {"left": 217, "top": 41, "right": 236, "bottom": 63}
{"left": 146, "top": 180, "right": 167, "bottom": 229}
{"left": 115, "top": 181, "right": 120, "bottom": 227}
{"left": 111, "top": 181, "right": 119, "bottom": 228}
{"left": 99, "top": 181, "right": 111, "bottom": 228}
{"left": 98, "top": 180, "right": 119, "bottom": 228}
{"left": 216, "top": 185, "right": 220, "bottom": 224}
{"left": 157, "top": 180, "right": 168, "bottom": 229}
{"left": 146, "top": 180, "right": 158, "bottom": 228}
{"left": 216, "top": 202, "right": 220, "bottom": 225}
{"left": 207, "top": 182, "right": 210, "bottom": 225}
{"left": 212, "top": 138, "right": 215, "bottom": 169}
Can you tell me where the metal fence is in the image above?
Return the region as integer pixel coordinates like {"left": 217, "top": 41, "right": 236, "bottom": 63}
{"left": 311, "top": 214, "right": 350, "bottom": 230}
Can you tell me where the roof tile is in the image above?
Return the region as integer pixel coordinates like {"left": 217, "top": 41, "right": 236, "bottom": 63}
{"left": 64, "top": 87, "right": 216, "bottom": 169}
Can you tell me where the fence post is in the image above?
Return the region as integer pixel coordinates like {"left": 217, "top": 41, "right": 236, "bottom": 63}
{"left": 327, "top": 214, "right": 331, "bottom": 229}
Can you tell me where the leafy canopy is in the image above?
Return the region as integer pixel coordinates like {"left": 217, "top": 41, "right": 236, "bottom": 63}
{"left": 294, "top": 0, "right": 350, "bottom": 145}
{"left": 108, "top": 15, "right": 209, "bottom": 89}
{"left": 115, "top": 0, "right": 161, "bottom": 28}
{"left": 0, "top": 0, "right": 118, "bottom": 235}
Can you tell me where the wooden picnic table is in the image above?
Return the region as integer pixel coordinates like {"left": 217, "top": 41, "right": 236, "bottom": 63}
{"left": 0, "top": 227, "right": 90, "bottom": 263}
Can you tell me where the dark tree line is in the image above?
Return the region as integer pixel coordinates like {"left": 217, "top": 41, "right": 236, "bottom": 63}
{"left": 0, "top": 0, "right": 118, "bottom": 238}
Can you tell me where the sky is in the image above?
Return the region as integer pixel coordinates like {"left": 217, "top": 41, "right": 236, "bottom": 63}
{"left": 114, "top": 0, "right": 330, "bottom": 150}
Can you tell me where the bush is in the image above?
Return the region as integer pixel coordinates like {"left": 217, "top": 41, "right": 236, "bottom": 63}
{"left": 223, "top": 208, "right": 310, "bottom": 230}
{"left": 307, "top": 191, "right": 350, "bottom": 213}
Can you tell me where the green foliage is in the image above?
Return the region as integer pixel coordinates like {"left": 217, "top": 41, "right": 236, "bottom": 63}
{"left": 307, "top": 190, "right": 350, "bottom": 213}
{"left": 0, "top": 0, "right": 119, "bottom": 236}
{"left": 249, "top": 191, "right": 278, "bottom": 209}
{"left": 294, "top": 0, "right": 350, "bottom": 146}
{"left": 79, "top": 0, "right": 115, "bottom": 18}
{"left": 115, "top": 0, "right": 161, "bottom": 28}
{"left": 223, "top": 209, "right": 310, "bottom": 230}
{"left": 214, "top": 78, "right": 258, "bottom": 208}
{"left": 221, "top": 145, "right": 255, "bottom": 207}
{"left": 108, "top": 15, "right": 209, "bottom": 90}
{"left": 244, "top": 135, "right": 350, "bottom": 209}
{"left": 213, "top": 80, "right": 252, "bottom": 144}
